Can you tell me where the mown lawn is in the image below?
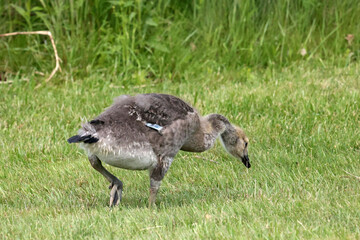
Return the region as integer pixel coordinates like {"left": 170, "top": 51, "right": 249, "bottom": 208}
{"left": 1, "top": 63, "right": 359, "bottom": 239}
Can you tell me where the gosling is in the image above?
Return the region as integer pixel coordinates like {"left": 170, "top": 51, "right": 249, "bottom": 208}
{"left": 67, "top": 93, "right": 250, "bottom": 207}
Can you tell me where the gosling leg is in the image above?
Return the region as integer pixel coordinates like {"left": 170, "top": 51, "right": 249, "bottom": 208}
{"left": 88, "top": 155, "right": 123, "bottom": 207}
{"left": 148, "top": 157, "right": 173, "bottom": 207}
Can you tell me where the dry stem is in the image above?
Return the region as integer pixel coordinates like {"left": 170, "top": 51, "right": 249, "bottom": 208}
{"left": 343, "top": 170, "right": 360, "bottom": 181}
{"left": 0, "top": 31, "right": 61, "bottom": 82}
{"left": 194, "top": 155, "right": 219, "bottom": 164}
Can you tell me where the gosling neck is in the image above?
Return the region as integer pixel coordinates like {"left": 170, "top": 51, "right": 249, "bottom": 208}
{"left": 206, "top": 114, "right": 233, "bottom": 136}
{"left": 180, "top": 114, "right": 232, "bottom": 153}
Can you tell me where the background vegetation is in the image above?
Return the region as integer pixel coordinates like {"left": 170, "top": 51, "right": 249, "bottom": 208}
{"left": 1, "top": 0, "right": 359, "bottom": 80}
{"left": 1, "top": 0, "right": 359, "bottom": 239}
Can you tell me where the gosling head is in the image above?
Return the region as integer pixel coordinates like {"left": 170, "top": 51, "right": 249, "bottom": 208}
{"left": 220, "top": 126, "right": 250, "bottom": 168}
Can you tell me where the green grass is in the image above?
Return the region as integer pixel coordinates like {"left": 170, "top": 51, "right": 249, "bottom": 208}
{"left": 1, "top": 63, "right": 359, "bottom": 239}
{"left": 1, "top": 0, "right": 360, "bottom": 78}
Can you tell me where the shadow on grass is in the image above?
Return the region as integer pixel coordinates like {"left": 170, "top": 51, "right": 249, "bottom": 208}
{"left": 81, "top": 185, "right": 248, "bottom": 210}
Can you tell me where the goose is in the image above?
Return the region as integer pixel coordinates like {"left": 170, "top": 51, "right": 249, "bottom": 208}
{"left": 67, "top": 93, "right": 250, "bottom": 207}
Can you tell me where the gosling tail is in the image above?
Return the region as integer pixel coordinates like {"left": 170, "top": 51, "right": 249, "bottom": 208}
{"left": 67, "top": 134, "right": 98, "bottom": 144}
{"left": 67, "top": 120, "right": 101, "bottom": 144}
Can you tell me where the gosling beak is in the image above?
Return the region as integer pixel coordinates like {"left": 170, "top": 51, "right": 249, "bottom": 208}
{"left": 241, "top": 155, "right": 251, "bottom": 168}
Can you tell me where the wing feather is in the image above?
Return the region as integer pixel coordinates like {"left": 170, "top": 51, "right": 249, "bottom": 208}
{"left": 133, "top": 93, "right": 194, "bottom": 127}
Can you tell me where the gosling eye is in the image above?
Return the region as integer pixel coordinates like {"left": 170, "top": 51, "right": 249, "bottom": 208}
{"left": 245, "top": 142, "right": 248, "bottom": 148}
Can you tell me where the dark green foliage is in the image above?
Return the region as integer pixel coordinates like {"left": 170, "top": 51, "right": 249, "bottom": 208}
{"left": 1, "top": 0, "right": 359, "bottom": 80}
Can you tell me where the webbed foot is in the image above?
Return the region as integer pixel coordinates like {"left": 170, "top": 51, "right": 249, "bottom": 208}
{"left": 109, "top": 181, "right": 123, "bottom": 207}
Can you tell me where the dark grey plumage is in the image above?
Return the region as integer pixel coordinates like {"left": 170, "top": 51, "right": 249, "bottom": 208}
{"left": 68, "top": 93, "right": 250, "bottom": 207}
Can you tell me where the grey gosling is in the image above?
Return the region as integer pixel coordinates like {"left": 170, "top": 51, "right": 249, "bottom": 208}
{"left": 67, "top": 93, "right": 250, "bottom": 207}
